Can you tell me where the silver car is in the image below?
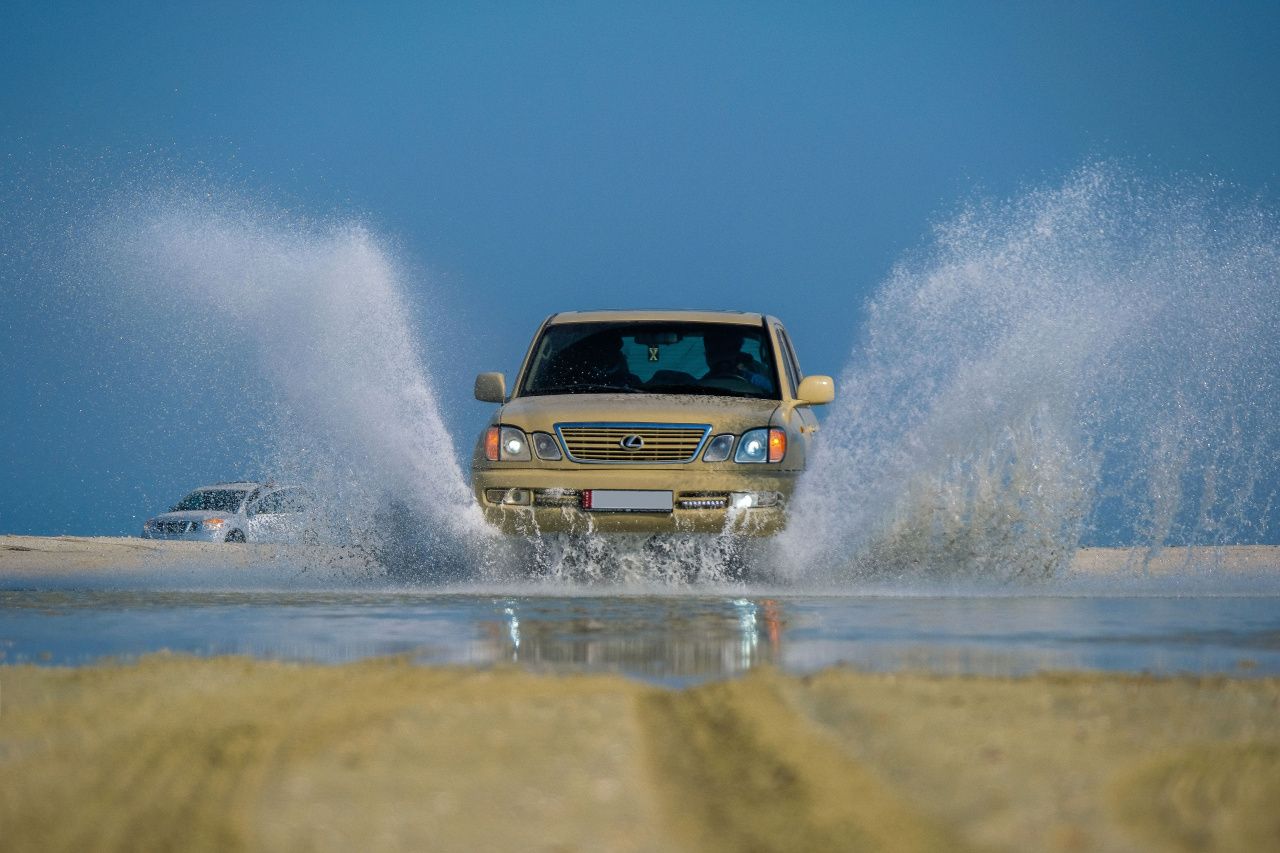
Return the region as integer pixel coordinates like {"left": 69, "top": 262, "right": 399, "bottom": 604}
{"left": 141, "top": 482, "right": 316, "bottom": 543}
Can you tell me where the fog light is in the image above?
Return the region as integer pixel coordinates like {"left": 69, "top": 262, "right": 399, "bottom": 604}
{"left": 728, "top": 492, "right": 780, "bottom": 509}
{"left": 680, "top": 497, "right": 728, "bottom": 509}
{"left": 485, "top": 488, "right": 532, "bottom": 506}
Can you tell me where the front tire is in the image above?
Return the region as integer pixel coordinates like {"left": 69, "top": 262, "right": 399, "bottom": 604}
{"left": 224, "top": 529, "right": 246, "bottom": 543}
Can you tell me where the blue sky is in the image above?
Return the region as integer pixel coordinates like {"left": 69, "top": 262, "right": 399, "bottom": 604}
{"left": 2, "top": 2, "right": 1277, "bottom": 535}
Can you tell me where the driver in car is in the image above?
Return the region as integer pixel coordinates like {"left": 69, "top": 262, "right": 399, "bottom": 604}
{"left": 549, "top": 330, "right": 641, "bottom": 389}
{"left": 702, "top": 328, "right": 772, "bottom": 391}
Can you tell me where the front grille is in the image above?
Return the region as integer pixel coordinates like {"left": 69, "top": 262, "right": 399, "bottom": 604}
{"left": 155, "top": 520, "right": 198, "bottom": 534}
{"left": 556, "top": 423, "right": 710, "bottom": 463}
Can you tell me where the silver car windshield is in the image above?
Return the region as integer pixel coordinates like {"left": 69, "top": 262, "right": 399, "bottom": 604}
{"left": 169, "top": 489, "right": 248, "bottom": 513}
{"left": 520, "top": 322, "right": 781, "bottom": 399}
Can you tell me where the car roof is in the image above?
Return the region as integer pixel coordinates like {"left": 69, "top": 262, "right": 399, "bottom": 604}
{"left": 547, "top": 309, "right": 768, "bottom": 326}
{"left": 192, "top": 482, "right": 260, "bottom": 491}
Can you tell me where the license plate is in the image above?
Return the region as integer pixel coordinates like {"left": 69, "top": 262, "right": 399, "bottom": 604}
{"left": 582, "top": 489, "right": 673, "bottom": 513}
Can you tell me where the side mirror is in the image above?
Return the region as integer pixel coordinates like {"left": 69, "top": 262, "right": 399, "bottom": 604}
{"left": 796, "top": 375, "right": 835, "bottom": 405}
{"left": 474, "top": 372, "right": 507, "bottom": 403}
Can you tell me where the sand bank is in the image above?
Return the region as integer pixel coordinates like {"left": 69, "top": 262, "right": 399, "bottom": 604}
{"left": 2, "top": 535, "right": 1277, "bottom": 577}
{"left": 1, "top": 658, "right": 1277, "bottom": 852}
{"left": 1071, "top": 545, "right": 1280, "bottom": 575}
{"left": 0, "top": 535, "right": 376, "bottom": 577}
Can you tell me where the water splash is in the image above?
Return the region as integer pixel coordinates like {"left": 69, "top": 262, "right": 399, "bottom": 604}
{"left": 513, "top": 533, "right": 755, "bottom": 585}
{"left": 75, "top": 186, "right": 757, "bottom": 586}
{"left": 83, "top": 188, "right": 489, "bottom": 573}
{"left": 68, "top": 169, "right": 1279, "bottom": 588}
{"left": 780, "top": 166, "right": 1280, "bottom": 582}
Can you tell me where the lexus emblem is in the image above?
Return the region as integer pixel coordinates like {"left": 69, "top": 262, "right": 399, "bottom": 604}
{"left": 619, "top": 434, "right": 645, "bottom": 450}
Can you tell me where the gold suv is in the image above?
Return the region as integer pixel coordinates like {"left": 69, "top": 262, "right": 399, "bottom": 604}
{"left": 471, "top": 310, "right": 834, "bottom": 536}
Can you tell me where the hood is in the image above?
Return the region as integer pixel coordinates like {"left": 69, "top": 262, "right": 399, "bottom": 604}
{"left": 496, "top": 393, "right": 781, "bottom": 434}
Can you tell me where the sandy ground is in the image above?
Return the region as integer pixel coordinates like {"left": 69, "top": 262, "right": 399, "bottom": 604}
{"left": 1070, "top": 545, "right": 1280, "bottom": 575}
{"left": 0, "top": 659, "right": 1275, "bottom": 852}
{"left": 3, "top": 537, "right": 1278, "bottom": 850}
{"left": 2, "top": 535, "right": 1277, "bottom": 576}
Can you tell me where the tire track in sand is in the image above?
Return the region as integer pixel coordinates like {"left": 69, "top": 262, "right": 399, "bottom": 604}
{"left": 638, "top": 669, "right": 965, "bottom": 853}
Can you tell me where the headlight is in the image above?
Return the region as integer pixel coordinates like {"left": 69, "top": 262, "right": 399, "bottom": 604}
{"left": 734, "top": 428, "right": 786, "bottom": 463}
{"left": 501, "top": 426, "right": 532, "bottom": 461}
{"left": 702, "top": 434, "right": 734, "bottom": 462}
{"left": 532, "top": 432, "right": 562, "bottom": 461}
{"left": 485, "top": 426, "right": 533, "bottom": 461}
{"left": 735, "top": 428, "right": 769, "bottom": 463}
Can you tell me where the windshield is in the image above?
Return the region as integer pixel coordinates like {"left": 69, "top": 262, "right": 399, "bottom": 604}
{"left": 520, "top": 321, "right": 780, "bottom": 399}
{"left": 169, "top": 489, "right": 248, "bottom": 513}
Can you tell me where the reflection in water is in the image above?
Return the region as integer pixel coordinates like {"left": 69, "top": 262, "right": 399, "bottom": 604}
{"left": 503, "top": 603, "right": 520, "bottom": 661}
{"left": 2, "top": 590, "right": 1278, "bottom": 683}
{"left": 480, "top": 597, "right": 784, "bottom": 681}
{"left": 735, "top": 599, "right": 758, "bottom": 664}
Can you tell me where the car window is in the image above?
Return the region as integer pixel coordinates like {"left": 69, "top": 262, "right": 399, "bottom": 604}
{"left": 778, "top": 327, "right": 804, "bottom": 391}
{"left": 253, "top": 488, "right": 310, "bottom": 514}
{"left": 520, "top": 321, "right": 781, "bottom": 399}
{"left": 170, "top": 489, "right": 248, "bottom": 513}
{"left": 774, "top": 326, "right": 800, "bottom": 397}
{"left": 252, "top": 492, "right": 281, "bottom": 515}
{"left": 278, "top": 489, "right": 312, "bottom": 512}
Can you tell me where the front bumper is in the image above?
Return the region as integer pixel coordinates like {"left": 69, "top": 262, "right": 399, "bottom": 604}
{"left": 141, "top": 527, "right": 227, "bottom": 542}
{"left": 143, "top": 527, "right": 227, "bottom": 540}
{"left": 472, "top": 468, "right": 794, "bottom": 537}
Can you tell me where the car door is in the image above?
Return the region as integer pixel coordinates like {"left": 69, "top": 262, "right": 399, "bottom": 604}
{"left": 246, "top": 488, "right": 301, "bottom": 542}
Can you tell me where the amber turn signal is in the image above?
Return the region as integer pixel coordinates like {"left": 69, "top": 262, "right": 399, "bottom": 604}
{"left": 768, "top": 429, "right": 786, "bottom": 463}
{"left": 484, "top": 426, "right": 501, "bottom": 462}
